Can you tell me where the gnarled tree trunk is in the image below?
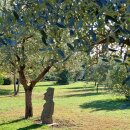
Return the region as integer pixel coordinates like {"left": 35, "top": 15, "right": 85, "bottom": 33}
{"left": 25, "top": 87, "right": 33, "bottom": 118}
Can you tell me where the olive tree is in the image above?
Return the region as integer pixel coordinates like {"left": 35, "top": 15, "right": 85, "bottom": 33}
{"left": 0, "top": 0, "right": 75, "bottom": 118}
{"left": 0, "top": 0, "right": 130, "bottom": 118}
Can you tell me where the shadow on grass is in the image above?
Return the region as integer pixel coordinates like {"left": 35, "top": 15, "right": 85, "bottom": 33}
{"left": 0, "top": 89, "right": 12, "bottom": 96}
{"left": 0, "top": 118, "right": 25, "bottom": 126}
{"left": 80, "top": 99, "right": 130, "bottom": 111}
{"left": 68, "top": 88, "right": 96, "bottom": 92}
{"left": 64, "top": 86, "right": 93, "bottom": 90}
{"left": 17, "top": 124, "right": 44, "bottom": 130}
{"left": 0, "top": 118, "right": 46, "bottom": 130}
{"left": 68, "top": 87, "right": 109, "bottom": 93}
{"left": 60, "top": 92, "right": 102, "bottom": 98}
{"left": 36, "top": 84, "right": 56, "bottom": 87}
{"left": 36, "top": 83, "right": 72, "bottom": 88}
{"left": 64, "top": 85, "right": 103, "bottom": 89}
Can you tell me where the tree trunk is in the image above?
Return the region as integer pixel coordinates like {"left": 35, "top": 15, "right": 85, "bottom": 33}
{"left": 14, "top": 74, "right": 17, "bottom": 95}
{"left": 14, "top": 78, "right": 20, "bottom": 96}
{"left": 25, "top": 88, "right": 33, "bottom": 119}
{"left": 95, "top": 81, "right": 97, "bottom": 86}
{"left": 96, "top": 84, "right": 99, "bottom": 93}
{"left": 16, "top": 79, "right": 20, "bottom": 94}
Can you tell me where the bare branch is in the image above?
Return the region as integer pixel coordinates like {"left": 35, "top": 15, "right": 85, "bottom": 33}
{"left": 23, "top": 35, "right": 34, "bottom": 43}
{"left": 30, "top": 65, "right": 52, "bottom": 87}
{"left": 18, "top": 65, "right": 28, "bottom": 88}
{"left": 15, "top": 54, "right": 20, "bottom": 62}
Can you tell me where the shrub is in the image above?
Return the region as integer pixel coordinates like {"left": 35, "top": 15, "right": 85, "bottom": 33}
{"left": 44, "top": 73, "right": 57, "bottom": 81}
{"left": 3, "top": 78, "right": 12, "bottom": 85}
{"left": 56, "top": 69, "right": 69, "bottom": 85}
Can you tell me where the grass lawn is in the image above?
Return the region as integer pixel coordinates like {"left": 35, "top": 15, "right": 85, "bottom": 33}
{"left": 0, "top": 81, "right": 130, "bottom": 130}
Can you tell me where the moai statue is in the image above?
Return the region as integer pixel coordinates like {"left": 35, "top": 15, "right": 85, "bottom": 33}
{"left": 41, "top": 87, "right": 54, "bottom": 124}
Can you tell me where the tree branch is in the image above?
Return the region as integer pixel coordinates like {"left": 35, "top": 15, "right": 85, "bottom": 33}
{"left": 18, "top": 65, "right": 28, "bottom": 88}
{"left": 30, "top": 65, "right": 52, "bottom": 87}
{"left": 9, "top": 60, "right": 16, "bottom": 67}
{"left": 15, "top": 54, "right": 20, "bottom": 62}
{"left": 23, "top": 35, "right": 34, "bottom": 43}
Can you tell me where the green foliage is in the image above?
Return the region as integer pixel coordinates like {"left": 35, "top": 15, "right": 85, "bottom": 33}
{"left": 105, "top": 64, "right": 130, "bottom": 99}
{"left": 3, "top": 78, "right": 12, "bottom": 85}
{"left": 74, "top": 70, "right": 86, "bottom": 81}
{"left": 0, "top": 75, "right": 4, "bottom": 85}
{"left": 90, "top": 61, "right": 109, "bottom": 84}
{"left": 56, "top": 69, "right": 69, "bottom": 85}
{"left": 44, "top": 73, "right": 57, "bottom": 81}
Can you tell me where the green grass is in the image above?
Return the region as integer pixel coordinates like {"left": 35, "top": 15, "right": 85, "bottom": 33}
{"left": 0, "top": 81, "right": 130, "bottom": 130}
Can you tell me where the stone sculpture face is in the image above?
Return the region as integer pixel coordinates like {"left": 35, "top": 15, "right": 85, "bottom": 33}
{"left": 44, "top": 87, "right": 54, "bottom": 100}
{"left": 41, "top": 87, "right": 54, "bottom": 124}
{"left": 44, "top": 92, "right": 48, "bottom": 100}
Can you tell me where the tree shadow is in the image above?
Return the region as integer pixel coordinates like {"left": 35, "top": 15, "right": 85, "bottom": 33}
{"left": 64, "top": 85, "right": 100, "bottom": 90}
{"left": 36, "top": 84, "right": 56, "bottom": 87}
{"left": 64, "top": 87, "right": 90, "bottom": 90}
{"left": 0, "top": 89, "right": 12, "bottom": 96}
{"left": 17, "top": 124, "right": 44, "bottom": 130}
{"left": 60, "top": 92, "right": 102, "bottom": 98}
{"left": 36, "top": 83, "right": 71, "bottom": 88}
{"left": 80, "top": 99, "right": 130, "bottom": 111}
{"left": 63, "top": 84, "right": 109, "bottom": 96}
{"left": 0, "top": 118, "right": 46, "bottom": 130}
{"left": 68, "top": 88, "right": 96, "bottom": 92}
{"left": 0, "top": 118, "right": 25, "bottom": 126}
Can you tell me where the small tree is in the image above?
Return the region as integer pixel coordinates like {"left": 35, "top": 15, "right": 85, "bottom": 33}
{"left": 105, "top": 63, "right": 130, "bottom": 100}
{"left": 91, "top": 60, "right": 109, "bottom": 85}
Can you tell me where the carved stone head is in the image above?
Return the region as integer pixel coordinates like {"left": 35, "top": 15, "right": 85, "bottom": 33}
{"left": 44, "top": 87, "right": 54, "bottom": 101}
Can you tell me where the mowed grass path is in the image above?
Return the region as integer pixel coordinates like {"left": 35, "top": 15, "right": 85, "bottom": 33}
{"left": 0, "top": 82, "right": 130, "bottom": 130}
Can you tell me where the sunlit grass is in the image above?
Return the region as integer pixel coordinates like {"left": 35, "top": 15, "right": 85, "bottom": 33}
{"left": 0, "top": 81, "right": 130, "bottom": 130}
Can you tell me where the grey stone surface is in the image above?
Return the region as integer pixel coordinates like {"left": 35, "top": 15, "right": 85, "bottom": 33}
{"left": 41, "top": 88, "right": 54, "bottom": 124}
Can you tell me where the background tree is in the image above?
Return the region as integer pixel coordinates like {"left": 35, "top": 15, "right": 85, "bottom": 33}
{"left": 105, "top": 62, "right": 130, "bottom": 100}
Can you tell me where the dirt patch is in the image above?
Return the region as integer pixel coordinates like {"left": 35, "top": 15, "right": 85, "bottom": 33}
{"left": 33, "top": 105, "right": 130, "bottom": 130}
{"left": 53, "top": 118, "right": 76, "bottom": 129}
{"left": 53, "top": 106, "right": 130, "bottom": 130}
